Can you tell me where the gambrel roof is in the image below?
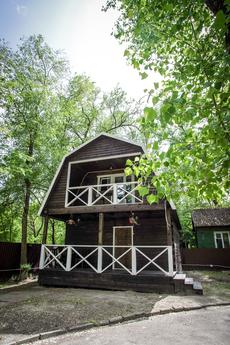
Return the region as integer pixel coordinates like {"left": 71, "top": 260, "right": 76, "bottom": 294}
{"left": 38, "top": 133, "right": 145, "bottom": 216}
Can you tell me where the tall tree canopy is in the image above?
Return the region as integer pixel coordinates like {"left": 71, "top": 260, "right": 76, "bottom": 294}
{"left": 0, "top": 35, "right": 143, "bottom": 263}
{"left": 106, "top": 0, "right": 230, "bottom": 205}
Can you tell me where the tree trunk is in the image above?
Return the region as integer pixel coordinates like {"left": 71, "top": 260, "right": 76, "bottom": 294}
{"left": 20, "top": 136, "right": 34, "bottom": 267}
{"left": 205, "top": 0, "right": 230, "bottom": 52}
{"left": 20, "top": 178, "right": 31, "bottom": 266}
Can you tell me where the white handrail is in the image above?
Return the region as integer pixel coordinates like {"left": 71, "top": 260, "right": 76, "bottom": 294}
{"left": 39, "top": 244, "right": 174, "bottom": 277}
{"left": 65, "top": 181, "right": 143, "bottom": 207}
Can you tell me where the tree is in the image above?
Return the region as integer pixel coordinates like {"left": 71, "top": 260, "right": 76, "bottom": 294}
{"left": 0, "top": 35, "right": 144, "bottom": 259}
{"left": 58, "top": 74, "right": 143, "bottom": 148}
{"left": 0, "top": 35, "right": 67, "bottom": 265}
{"left": 106, "top": 0, "right": 230, "bottom": 205}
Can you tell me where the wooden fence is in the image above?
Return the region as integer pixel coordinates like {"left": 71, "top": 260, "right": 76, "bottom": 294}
{"left": 0, "top": 242, "right": 41, "bottom": 280}
{"left": 181, "top": 248, "right": 230, "bottom": 269}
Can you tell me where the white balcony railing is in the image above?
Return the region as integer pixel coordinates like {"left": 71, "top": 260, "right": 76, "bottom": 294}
{"left": 39, "top": 245, "right": 174, "bottom": 276}
{"left": 65, "top": 182, "right": 143, "bottom": 207}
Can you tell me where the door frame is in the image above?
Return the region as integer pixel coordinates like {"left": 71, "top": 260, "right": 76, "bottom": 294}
{"left": 112, "top": 226, "right": 133, "bottom": 270}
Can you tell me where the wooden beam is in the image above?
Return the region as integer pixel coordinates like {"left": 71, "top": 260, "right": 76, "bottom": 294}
{"left": 48, "top": 203, "right": 165, "bottom": 215}
{"left": 165, "top": 202, "right": 173, "bottom": 246}
{"left": 42, "top": 216, "right": 49, "bottom": 244}
{"left": 98, "top": 213, "right": 104, "bottom": 245}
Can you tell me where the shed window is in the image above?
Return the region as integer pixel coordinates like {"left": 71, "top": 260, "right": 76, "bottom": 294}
{"left": 214, "top": 232, "right": 230, "bottom": 248}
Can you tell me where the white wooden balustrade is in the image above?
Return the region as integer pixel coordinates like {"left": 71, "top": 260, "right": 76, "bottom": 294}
{"left": 65, "top": 181, "right": 143, "bottom": 207}
{"left": 39, "top": 245, "right": 174, "bottom": 277}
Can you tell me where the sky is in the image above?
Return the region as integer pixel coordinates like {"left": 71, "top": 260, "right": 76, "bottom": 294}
{"left": 0, "top": 0, "right": 157, "bottom": 99}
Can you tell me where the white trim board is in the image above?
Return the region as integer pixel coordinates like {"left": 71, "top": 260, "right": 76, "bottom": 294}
{"left": 68, "top": 152, "right": 142, "bottom": 165}
{"left": 38, "top": 133, "right": 145, "bottom": 216}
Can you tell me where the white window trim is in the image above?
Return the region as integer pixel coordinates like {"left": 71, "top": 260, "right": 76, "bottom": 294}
{"left": 214, "top": 231, "right": 230, "bottom": 248}
{"left": 97, "top": 173, "right": 134, "bottom": 186}
{"left": 112, "top": 226, "right": 134, "bottom": 270}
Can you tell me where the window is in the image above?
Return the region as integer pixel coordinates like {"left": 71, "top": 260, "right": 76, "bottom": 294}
{"left": 97, "top": 173, "right": 135, "bottom": 203}
{"left": 214, "top": 232, "right": 230, "bottom": 248}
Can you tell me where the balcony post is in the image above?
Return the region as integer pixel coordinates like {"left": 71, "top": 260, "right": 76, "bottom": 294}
{"left": 88, "top": 186, "right": 93, "bottom": 206}
{"left": 131, "top": 246, "right": 137, "bottom": 275}
{"left": 167, "top": 246, "right": 173, "bottom": 276}
{"left": 113, "top": 184, "right": 117, "bottom": 204}
{"left": 39, "top": 244, "right": 45, "bottom": 269}
{"left": 66, "top": 245, "right": 72, "bottom": 271}
{"left": 97, "top": 246, "right": 102, "bottom": 273}
{"left": 98, "top": 213, "right": 104, "bottom": 245}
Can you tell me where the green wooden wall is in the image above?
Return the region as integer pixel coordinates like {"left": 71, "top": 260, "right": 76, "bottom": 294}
{"left": 197, "top": 230, "right": 215, "bottom": 248}
{"left": 196, "top": 227, "right": 230, "bottom": 248}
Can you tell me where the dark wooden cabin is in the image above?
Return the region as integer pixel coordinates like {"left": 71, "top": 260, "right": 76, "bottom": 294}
{"left": 38, "top": 133, "right": 190, "bottom": 293}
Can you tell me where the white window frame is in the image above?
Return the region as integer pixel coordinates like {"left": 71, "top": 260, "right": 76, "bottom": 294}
{"left": 112, "top": 226, "right": 134, "bottom": 270}
{"left": 97, "top": 173, "right": 135, "bottom": 203}
{"left": 97, "top": 173, "right": 134, "bottom": 186}
{"left": 214, "top": 231, "right": 230, "bottom": 248}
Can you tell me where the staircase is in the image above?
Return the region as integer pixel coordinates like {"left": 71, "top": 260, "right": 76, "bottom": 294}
{"left": 173, "top": 273, "right": 203, "bottom": 294}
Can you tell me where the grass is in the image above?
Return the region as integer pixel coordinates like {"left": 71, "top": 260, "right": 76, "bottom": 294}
{"left": 186, "top": 270, "right": 230, "bottom": 299}
{"left": 0, "top": 281, "right": 18, "bottom": 289}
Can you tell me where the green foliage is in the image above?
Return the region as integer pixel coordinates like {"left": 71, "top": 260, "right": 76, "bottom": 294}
{"left": 107, "top": 0, "right": 230, "bottom": 244}
{"left": 108, "top": 0, "right": 230, "bottom": 205}
{"left": 0, "top": 35, "right": 143, "bottom": 245}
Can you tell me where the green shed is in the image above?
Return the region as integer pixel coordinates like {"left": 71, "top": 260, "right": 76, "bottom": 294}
{"left": 192, "top": 208, "right": 230, "bottom": 249}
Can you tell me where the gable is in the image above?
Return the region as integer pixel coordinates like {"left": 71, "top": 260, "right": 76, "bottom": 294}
{"left": 38, "top": 133, "right": 144, "bottom": 216}
{"left": 66, "top": 134, "right": 144, "bottom": 162}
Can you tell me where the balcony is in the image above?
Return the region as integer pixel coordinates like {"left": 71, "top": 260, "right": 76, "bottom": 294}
{"left": 65, "top": 181, "right": 143, "bottom": 207}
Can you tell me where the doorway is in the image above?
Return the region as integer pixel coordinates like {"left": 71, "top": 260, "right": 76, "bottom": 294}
{"left": 113, "top": 226, "right": 133, "bottom": 269}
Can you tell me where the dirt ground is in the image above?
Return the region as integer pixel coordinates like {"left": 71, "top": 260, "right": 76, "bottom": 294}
{"left": 0, "top": 270, "right": 229, "bottom": 344}
{"left": 0, "top": 285, "right": 161, "bottom": 336}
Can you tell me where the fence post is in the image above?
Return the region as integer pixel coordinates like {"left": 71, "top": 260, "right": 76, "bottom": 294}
{"left": 168, "top": 246, "right": 173, "bottom": 276}
{"left": 97, "top": 246, "right": 102, "bottom": 273}
{"left": 39, "top": 245, "right": 45, "bottom": 269}
{"left": 66, "top": 246, "right": 72, "bottom": 271}
{"left": 131, "top": 246, "right": 137, "bottom": 275}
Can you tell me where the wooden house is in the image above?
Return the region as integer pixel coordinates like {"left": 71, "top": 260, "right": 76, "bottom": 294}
{"left": 192, "top": 208, "right": 230, "bottom": 248}
{"left": 38, "top": 133, "right": 198, "bottom": 293}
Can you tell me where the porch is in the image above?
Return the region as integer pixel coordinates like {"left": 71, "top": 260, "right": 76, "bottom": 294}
{"left": 39, "top": 244, "right": 174, "bottom": 292}
{"left": 39, "top": 244, "right": 173, "bottom": 276}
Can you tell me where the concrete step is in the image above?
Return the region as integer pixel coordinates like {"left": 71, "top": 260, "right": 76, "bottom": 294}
{"left": 193, "top": 281, "right": 203, "bottom": 295}
{"left": 184, "top": 277, "right": 194, "bottom": 285}
{"left": 173, "top": 273, "right": 186, "bottom": 281}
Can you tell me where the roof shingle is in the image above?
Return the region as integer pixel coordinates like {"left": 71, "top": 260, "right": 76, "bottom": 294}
{"left": 192, "top": 208, "right": 230, "bottom": 228}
